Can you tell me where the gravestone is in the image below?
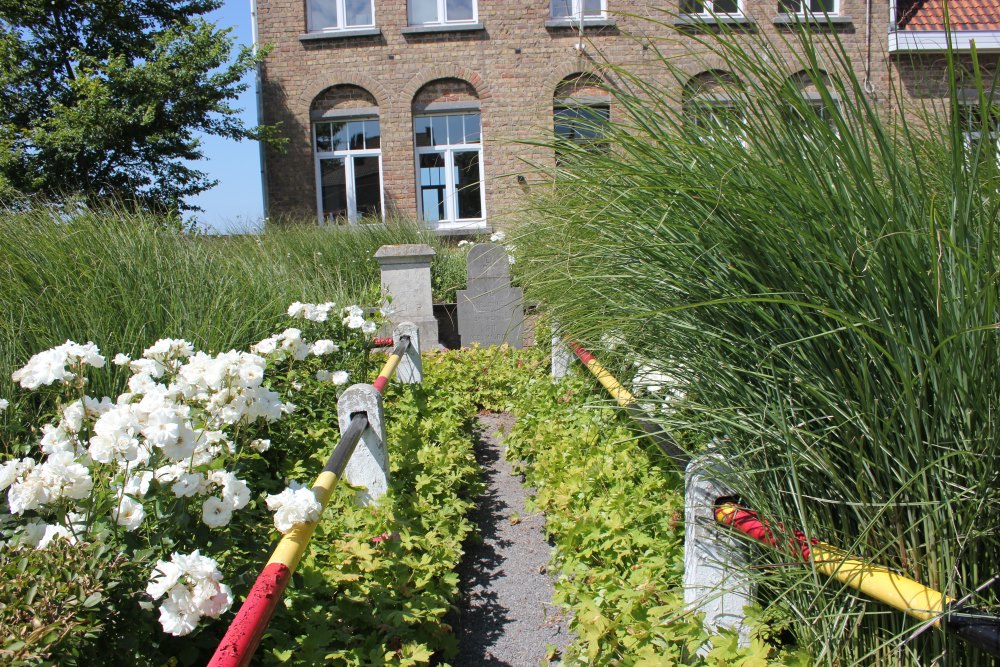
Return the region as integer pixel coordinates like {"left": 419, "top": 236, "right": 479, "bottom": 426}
{"left": 457, "top": 243, "right": 523, "bottom": 348}
{"left": 374, "top": 244, "right": 438, "bottom": 347}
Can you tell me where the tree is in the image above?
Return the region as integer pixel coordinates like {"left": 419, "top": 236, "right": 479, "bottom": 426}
{"left": 0, "top": 0, "right": 274, "bottom": 212}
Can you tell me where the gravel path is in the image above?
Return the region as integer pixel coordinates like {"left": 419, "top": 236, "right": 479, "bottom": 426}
{"left": 451, "top": 412, "right": 573, "bottom": 667}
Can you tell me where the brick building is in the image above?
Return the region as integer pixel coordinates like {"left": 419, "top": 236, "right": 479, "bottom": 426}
{"left": 252, "top": 0, "right": 1000, "bottom": 232}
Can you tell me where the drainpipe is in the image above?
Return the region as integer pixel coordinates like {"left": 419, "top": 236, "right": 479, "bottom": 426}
{"left": 250, "top": 0, "right": 270, "bottom": 222}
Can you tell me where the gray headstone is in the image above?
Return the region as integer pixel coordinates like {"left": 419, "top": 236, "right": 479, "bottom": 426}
{"left": 374, "top": 244, "right": 438, "bottom": 347}
{"left": 457, "top": 243, "right": 524, "bottom": 348}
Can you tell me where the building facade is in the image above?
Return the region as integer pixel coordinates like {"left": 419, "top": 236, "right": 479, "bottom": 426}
{"left": 253, "top": 0, "right": 1000, "bottom": 232}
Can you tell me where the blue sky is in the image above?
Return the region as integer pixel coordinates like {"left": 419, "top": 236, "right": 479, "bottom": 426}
{"left": 186, "top": 0, "right": 264, "bottom": 234}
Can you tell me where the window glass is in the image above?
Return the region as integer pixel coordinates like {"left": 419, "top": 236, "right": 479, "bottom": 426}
{"left": 316, "top": 125, "right": 332, "bottom": 152}
{"left": 551, "top": 0, "right": 573, "bottom": 17}
{"left": 583, "top": 0, "right": 604, "bottom": 15}
{"left": 446, "top": 0, "right": 475, "bottom": 21}
{"left": 331, "top": 122, "right": 348, "bottom": 151}
{"left": 431, "top": 116, "right": 449, "bottom": 145}
{"left": 713, "top": 0, "right": 739, "bottom": 12}
{"left": 354, "top": 156, "right": 382, "bottom": 219}
{"left": 344, "top": 0, "right": 373, "bottom": 25}
{"left": 320, "top": 158, "right": 348, "bottom": 222}
{"left": 454, "top": 151, "right": 482, "bottom": 219}
{"left": 448, "top": 115, "right": 465, "bottom": 146}
{"left": 347, "top": 120, "right": 366, "bottom": 150}
{"left": 414, "top": 117, "right": 433, "bottom": 147}
{"left": 363, "top": 120, "right": 380, "bottom": 149}
{"left": 310, "top": 0, "right": 338, "bottom": 29}
{"left": 419, "top": 153, "right": 447, "bottom": 223}
{"left": 681, "top": 0, "right": 704, "bottom": 12}
{"left": 463, "top": 114, "right": 481, "bottom": 143}
{"left": 410, "top": 0, "right": 439, "bottom": 24}
{"left": 555, "top": 105, "right": 610, "bottom": 142}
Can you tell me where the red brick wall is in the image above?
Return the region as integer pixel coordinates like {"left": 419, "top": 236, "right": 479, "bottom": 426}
{"left": 255, "top": 0, "right": 947, "bottom": 228}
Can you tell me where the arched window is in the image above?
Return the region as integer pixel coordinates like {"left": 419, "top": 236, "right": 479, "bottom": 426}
{"left": 553, "top": 73, "right": 611, "bottom": 162}
{"left": 412, "top": 79, "right": 485, "bottom": 229}
{"left": 682, "top": 70, "right": 746, "bottom": 138}
{"left": 784, "top": 70, "right": 840, "bottom": 126}
{"left": 311, "top": 85, "right": 383, "bottom": 225}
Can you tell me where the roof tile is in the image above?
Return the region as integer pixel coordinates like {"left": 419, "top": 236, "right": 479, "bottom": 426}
{"left": 897, "top": 0, "right": 1000, "bottom": 31}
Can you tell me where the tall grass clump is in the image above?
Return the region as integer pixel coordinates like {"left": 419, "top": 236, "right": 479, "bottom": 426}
{"left": 517, "top": 20, "right": 1000, "bottom": 666}
{"left": 0, "top": 207, "right": 460, "bottom": 422}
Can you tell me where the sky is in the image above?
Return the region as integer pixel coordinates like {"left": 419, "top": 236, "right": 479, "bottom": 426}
{"left": 185, "top": 0, "right": 265, "bottom": 234}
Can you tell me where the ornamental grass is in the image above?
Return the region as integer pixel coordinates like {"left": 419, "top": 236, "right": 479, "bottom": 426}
{"left": 516, "top": 19, "right": 1000, "bottom": 666}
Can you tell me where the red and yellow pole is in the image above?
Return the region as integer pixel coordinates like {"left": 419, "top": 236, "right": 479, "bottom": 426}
{"left": 568, "top": 342, "right": 636, "bottom": 408}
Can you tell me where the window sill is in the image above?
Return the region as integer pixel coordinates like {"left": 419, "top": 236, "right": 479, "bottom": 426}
{"left": 299, "top": 27, "right": 381, "bottom": 42}
{"left": 544, "top": 18, "right": 617, "bottom": 29}
{"left": 429, "top": 221, "right": 489, "bottom": 235}
{"left": 673, "top": 14, "right": 754, "bottom": 26}
{"left": 772, "top": 13, "right": 853, "bottom": 26}
{"left": 401, "top": 22, "right": 485, "bottom": 35}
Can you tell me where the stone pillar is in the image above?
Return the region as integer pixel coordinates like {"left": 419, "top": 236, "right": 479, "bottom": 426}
{"left": 374, "top": 244, "right": 439, "bottom": 347}
{"left": 456, "top": 243, "right": 523, "bottom": 348}
{"left": 392, "top": 321, "right": 422, "bottom": 384}
{"left": 337, "top": 384, "right": 388, "bottom": 506}
{"left": 683, "top": 454, "right": 752, "bottom": 653}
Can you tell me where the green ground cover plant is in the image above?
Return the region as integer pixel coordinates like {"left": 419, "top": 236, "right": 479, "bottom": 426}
{"left": 516, "top": 18, "right": 1000, "bottom": 667}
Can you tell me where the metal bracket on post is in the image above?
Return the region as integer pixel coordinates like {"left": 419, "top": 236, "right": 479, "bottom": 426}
{"left": 337, "top": 384, "right": 388, "bottom": 506}
{"left": 551, "top": 321, "right": 572, "bottom": 381}
{"left": 393, "top": 321, "right": 422, "bottom": 384}
{"left": 683, "top": 453, "right": 752, "bottom": 654}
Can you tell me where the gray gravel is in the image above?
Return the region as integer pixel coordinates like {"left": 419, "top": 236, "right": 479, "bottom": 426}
{"left": 450, "top": 412, "right": 573, "bottom": 667}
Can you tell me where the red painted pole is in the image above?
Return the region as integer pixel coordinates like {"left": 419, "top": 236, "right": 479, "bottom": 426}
{"left": 209, "top": 563, "right": 292, "bottom": 667}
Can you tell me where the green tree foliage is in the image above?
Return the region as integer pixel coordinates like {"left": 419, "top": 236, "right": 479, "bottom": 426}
{"left": 0, "top": 0, "right": 272, "bottom": 212}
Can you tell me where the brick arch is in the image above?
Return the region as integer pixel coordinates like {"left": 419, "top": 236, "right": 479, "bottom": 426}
{"left": 298, "top": 72, "right": 390, "bottom": 109}
{"left": 401, "top": 66, "right": 490, "bottom": 103}
{"left": 785, "top": 68, "right": 835, "bottom": 96}
{"left": 682, "top": 69, "right": 744, "bottom": 100}
{"left": 543, "top": 64, "right": 609, "bottom": 98}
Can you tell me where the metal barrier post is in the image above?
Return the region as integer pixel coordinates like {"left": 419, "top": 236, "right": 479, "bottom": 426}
{"left": 339, "top": 384, "right": 388, "bottom": 506}
{"left": 551, "top": 322, "right": 572, "bottom": 381}
{"left": 393, "top": 321, "right": 422, "bottom": 384}
{"left": 683, "top": 454, "right": 751, "bottom": 653}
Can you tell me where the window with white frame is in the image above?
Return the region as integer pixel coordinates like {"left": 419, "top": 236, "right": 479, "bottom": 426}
{"left": 414, "top": 112, "right": 484, "bottom": 226}
{"left": 778, "top": 0, "right": 837, "bottom": 15}
{"left": 959, "top": 100, "right": 1000, "bottom": 160}
{"left": 554, "top": 103, "right": 610, "bottom": 163}
{"left": 550, "top": 0, "right": 607, "bottom": 20}
{"left": 314, "top": 118, "right": 383, "bottom": 224}
{"left": 680, "top": 0, "right": 740, "bottom": 14}
{"left": 408, "top": 0, "right": 477, "bottom": 26}
{"left": 308, "top": 0, "right": 375, "bottom": 32}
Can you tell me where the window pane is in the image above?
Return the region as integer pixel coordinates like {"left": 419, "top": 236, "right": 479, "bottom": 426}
{"left": 551, "top": 0, "right": 573, "bottom": 17}
{"left": 353, "top": 155, "right": 382, "bottom": 220}
{"left": 431, "top": 115, "right": 449, "bottom": 145}
{"left": 463, "top": 113, "right": 481, "bottom": 143}
{"left": 347, "top": 120, "right": 366, "bottom": 150}
{"left": 409, "top": 0, "right": 438, "bottom": 24}
{"left": 320, "top": 158, "right": 348, "bottom": 223}
{"left": 345, "top": 0, "right": 373, "bottom": 25}
{"left": 331, "top": 122, "right": 348, "bottom": 151}
{"left": 414, "top": 117, "right": 433, "bottom": 147}
{"left": 583, "top": 0, "right": 603, "bottom": 16}
{"left": 419, "top": 153, "right": 447, "bottom": 222}
{"left": 714, "top": 0, "right": 740, "bottom": 13}
{"left": 454, "top": 151, "right": 482, "bottom": 219}
{"left": 315, "top": 123, "right": 332, "bottom": 152}
{"left": 809, "top": 0, "right": 835, "bottom": 11}
{"left": 364, "top": 119, "right": 381, "bottom": 149}
{"left": 445, "top": 0, "right": 474, "bottom": 21}
{"left": 448, "top": 115, "right": 465, "bottom": 145}
{"left": 309, "top": 0, "right": 339, "bottom": 29}
{"left": 681, "top": 0, "right": 704, "bottom": 12}
{"left": 778, "top": 0, "right": 801, "bottom": 12}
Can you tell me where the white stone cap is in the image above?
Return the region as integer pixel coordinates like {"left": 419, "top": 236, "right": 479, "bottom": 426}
{"left": 374, "top": 244, "right": 436, "bottom": 266}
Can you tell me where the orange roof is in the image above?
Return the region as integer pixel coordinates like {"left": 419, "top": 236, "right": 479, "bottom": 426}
{"left": 896, "top": 0, "right": 1000, "bottom": 31}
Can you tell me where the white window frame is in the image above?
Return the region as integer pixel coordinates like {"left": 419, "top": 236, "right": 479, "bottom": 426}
{"left": 313, "top": 118, "right": 385, "bottom": 225}
{"left": 681, "top": 0, "right": 743, "bottom": 16}
{"left": 408, "top": 0, "right": 478, "bottom": 26}
{"left": 778, "top": 0, "right": 839, "bottom": 16}
{"left": 550, "top": 0, "right": 608, "bottom": 20}
{"left": 959, "top": 99, "right": 1000, "bottom": 163}
{"left": 413, "top": 113, "right": 486, "bottom": 230}
{"left": 307, "top": 0, "right": 376, "bottom": 32}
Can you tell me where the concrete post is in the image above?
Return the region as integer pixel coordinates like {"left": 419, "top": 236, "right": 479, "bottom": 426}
{"left": 337, "top": 384, "right": 388, "bottom": 506}
{"left": 551, "top": 321, "right": 572, "bottom": 381}
{"left": 393, "top": 321, "right": 422, "bottom": 384}
{"left": 683, "top": 454, "right": 752, "bottom": 653}
{"left": 374, "top": 244, "right": 439, "bottom": 347}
